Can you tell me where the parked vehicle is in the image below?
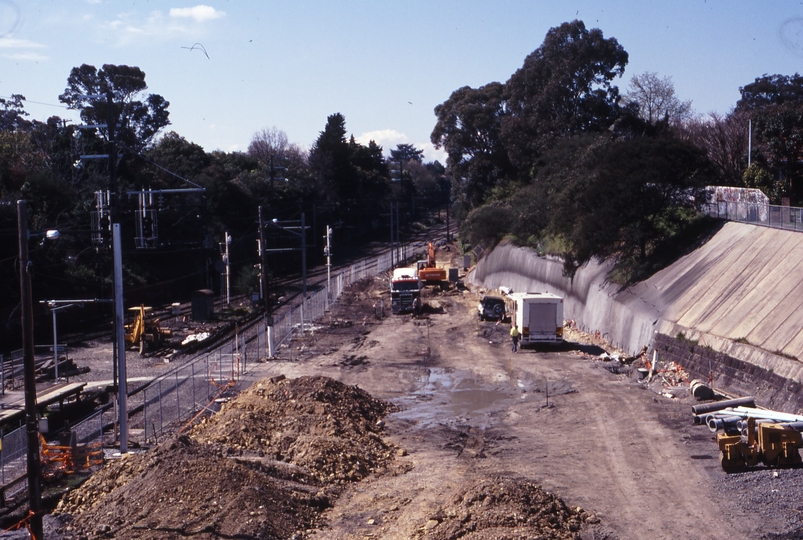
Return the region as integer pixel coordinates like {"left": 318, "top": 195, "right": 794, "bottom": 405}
{"left": 390, "top": 267, "right": 421, "bottom": 314}
{"left": 508, "top": 292, "right": 564, "bottom": 345}
{"left": 718, "top": 417, "right": 803, "bottom": 472}
{"left": 478, "top": 296, "right": 507, "bottom": 321}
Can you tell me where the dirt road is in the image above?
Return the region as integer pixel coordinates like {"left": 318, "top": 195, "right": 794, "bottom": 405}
{"left": 239, "top": 277, "right": 759, "bottom": 540}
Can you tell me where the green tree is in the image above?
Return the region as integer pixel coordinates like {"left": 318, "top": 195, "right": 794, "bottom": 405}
{"left": 431, "top": 82, "right": 513, "bottom": 210}
{"left": 502, "top": 20, "right": 628, "bottom": 167}
{"left": 308, "top": 113, "right": 391, "bottom": 224}
{"left": 0, "top": 94, "right": 30, "bottom": 131}
{"left": 735, "top": 73, "right": 803, "bottom": 202}
{"left": 743, "top": 163, "right": 780, "bottom": 200}
{"left": 309, "top": 113, "right": 352, "bottom": 204}
{"left": 390, "top": 143, "right": 423, "bottom": 163}
{"left": 59, "top": 64, "right": 170, "bottom": 159}
{"left": 563, "top": 136, "right": 715, "bottom": 277}
{"left": 736, "top": 73, "right": 803, "bottom": 111}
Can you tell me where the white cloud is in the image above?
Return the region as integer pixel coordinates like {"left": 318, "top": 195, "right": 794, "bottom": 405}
{"left": 3, "top": 52, "right": 48, "bottom": 61}
{"left": 0, "top": 37, "right": 45, "bottom": 49}
{"left": 0, "top": 37, "right": 47, "bottom": 61}
{"left": 169, "top": 5, "right": 226, "bottom": 23}
{"left": 419, "top": 142, "right": 447, "bottom": 165}
{"left": 356, "top": 129, "right": 407, "bottom": 153}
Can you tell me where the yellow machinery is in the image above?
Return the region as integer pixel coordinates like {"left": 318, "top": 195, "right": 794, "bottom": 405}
{"left": 717, "top": 417, "right": 803, "bottom": 472}
{"left": 124, "top": 305, "right": 172, "bottom": 355}
{"left": 417, "top": 242, "right": 448, "bottom": 288}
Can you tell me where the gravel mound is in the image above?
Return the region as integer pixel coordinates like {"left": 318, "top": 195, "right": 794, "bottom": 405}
{"left": 416, "top": 477, "right": 598, "bottom": 540}
{"left": 49, "top": 375, "right": 398, "bottom": 539}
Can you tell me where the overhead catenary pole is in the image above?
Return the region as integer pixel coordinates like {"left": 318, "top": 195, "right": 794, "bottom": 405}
{"left": 258, "top": 206, "right": 269, "bottom": 310}
{"left": 17, "top": 200, "right": 43, "bottom": 539}
{"left": 325, "top": 225, "right": 332, "bottom": 295}
{"left": 113, "top": 224, "right": 128, "bottom": 453}
{"left": 222, "top": 232, "right": 232, "bottom": 305}
{"left": 301, "top": 213, "right": 307, "bottom": 299}
{"left": 390, "top": 201, "right": 395, "bottom": 267}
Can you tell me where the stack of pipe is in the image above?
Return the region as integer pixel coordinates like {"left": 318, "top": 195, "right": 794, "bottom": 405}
{"left": 692, "top": 396, "right": 803, "bottom": 436}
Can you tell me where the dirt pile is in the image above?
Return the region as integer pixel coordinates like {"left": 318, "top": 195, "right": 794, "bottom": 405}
{"left": 191, "top": 374, "right": 398, "bottom": 483}
{"left": 414, "top": 477, "right": 596, "bottom": 540}
{"left": 50, "top": 375, "right": 397, "bottom": 539}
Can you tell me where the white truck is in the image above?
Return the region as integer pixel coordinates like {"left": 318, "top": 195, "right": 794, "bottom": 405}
{"left": 508, "top": 292, "right": 564, "bottom": 345}
{"left": 390, "top": 267, "right": 422, "bottom": 314}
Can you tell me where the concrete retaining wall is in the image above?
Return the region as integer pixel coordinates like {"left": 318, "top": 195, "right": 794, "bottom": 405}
{"left": 468, "top": 223, "right": 803, "bottom": 413}
{"left": 467, "top": 242, "right": 659, "bottom": 355}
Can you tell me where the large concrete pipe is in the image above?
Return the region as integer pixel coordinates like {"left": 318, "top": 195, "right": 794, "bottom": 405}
{"left": 707, "top": 415, "right": 742, "bottom": 433}
{"left": 691, "top": 397, "right": 756, "bottom": 415}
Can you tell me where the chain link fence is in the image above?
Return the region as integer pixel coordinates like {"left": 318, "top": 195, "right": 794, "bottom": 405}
{"left": 0, "top": 409, "right": 107, "bottom": 502}
{"left": 703, "top": 201, "right": 803, "bottom": 231}
{"left": 0, "top": 239, "right": 425, "bottom": 492}
{"left": 133, "top": 240, "right": 421, "bottom": 444}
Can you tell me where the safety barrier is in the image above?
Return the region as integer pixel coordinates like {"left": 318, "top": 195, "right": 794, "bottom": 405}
{"left": 703, "top": 201, "right": 803, "bottom": 232}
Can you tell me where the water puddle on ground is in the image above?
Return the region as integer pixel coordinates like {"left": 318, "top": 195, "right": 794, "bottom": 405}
{"left": 395, "top": 367, "right": 523, "bottom": 421}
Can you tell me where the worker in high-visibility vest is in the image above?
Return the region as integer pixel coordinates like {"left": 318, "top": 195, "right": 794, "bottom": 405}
{"left": 510, "top": 325, "right": 520, "bottom": 352}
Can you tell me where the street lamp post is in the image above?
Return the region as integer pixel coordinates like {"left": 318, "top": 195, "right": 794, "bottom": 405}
{"left": 41, "top": 299, "right": 114, "bottom": 382}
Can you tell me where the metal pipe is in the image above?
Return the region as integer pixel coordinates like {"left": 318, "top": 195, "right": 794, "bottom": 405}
{"left": 707, "top": 415, "right": 742, "bottom": 433}
{"left": 730, "top": 406, "right": 803, "bottom": 423}
{"left": 691, "top": 397, "right": 756, "bottom": 415}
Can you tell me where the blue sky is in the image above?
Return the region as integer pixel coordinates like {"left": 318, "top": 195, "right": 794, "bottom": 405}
{"left": 2, "top": 1, "right": 803, "bottom": 163}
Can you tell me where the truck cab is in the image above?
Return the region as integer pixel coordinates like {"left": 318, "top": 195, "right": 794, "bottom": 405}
{"left": 390, "top": 268, "right": 422, "bottom": 314}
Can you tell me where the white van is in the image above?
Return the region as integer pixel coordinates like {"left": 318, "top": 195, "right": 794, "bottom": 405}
{"left": 508, "top": 292, "right": 564, "bottom": 345}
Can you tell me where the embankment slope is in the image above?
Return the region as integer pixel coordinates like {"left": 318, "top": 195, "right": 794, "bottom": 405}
{"left": 469, "top": 221, "right": 803, "bottom": 410}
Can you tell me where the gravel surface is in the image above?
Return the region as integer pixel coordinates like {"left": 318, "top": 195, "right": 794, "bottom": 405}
{"left": 715, "top": 468, "right": 803, "bottom": 539}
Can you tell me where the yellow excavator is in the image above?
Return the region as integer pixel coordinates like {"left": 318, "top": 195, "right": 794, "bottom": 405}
{"left": 124, "top": 305, "right": 171, "bottom": 355}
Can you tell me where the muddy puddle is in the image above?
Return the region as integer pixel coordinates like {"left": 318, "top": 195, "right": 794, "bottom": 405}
{"left": 390, "top": 366, "right": 547, "bottom": 426}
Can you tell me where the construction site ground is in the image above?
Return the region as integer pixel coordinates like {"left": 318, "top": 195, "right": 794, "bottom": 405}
{"left": 32, "top": 248, "right": 802, "bottom": 539}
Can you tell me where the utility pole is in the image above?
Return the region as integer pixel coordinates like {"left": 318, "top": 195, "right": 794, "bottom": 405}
{"left": 17, "top": 200, "right": 43, "bottom": 540}
{"left": 258, "top": 207, "right": 269, "bottom": 310}
{"left": 79, "top": 90, "right": 128, "bottom": 453}
{"left": 113, "top": 223, "right": 128, "bottom": 453}
{"left": 301, "top": 213, "right": 307, "bottom": 299}
{"left": 221, "top": 232, "right": 232, "bottom": 305}
{"left": 324, "top": 225, "right": 332, "bottom": 307}
{"left": 390, "top": 201, "right": 395, "bottom": 267}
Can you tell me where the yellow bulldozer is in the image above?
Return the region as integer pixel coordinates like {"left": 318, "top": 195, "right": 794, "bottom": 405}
{"left": 124, "top": 305, "right": 172, "bottom": 355}
{"left": 717, "top": 417, "right": 803, "bottom": 472}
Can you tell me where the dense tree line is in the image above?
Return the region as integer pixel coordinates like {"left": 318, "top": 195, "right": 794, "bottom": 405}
{"left": 0, "top": 65, "right": 445, "bottom": 349}
{"left": 432, "top": 20, "right": 803, "bottom": 280}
